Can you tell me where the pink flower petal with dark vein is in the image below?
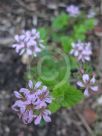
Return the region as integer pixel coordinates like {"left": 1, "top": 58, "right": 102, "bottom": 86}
{"left": 91, "top": 86, "right": 98, "bottom": 92}
{"left": 84, "top": 88, "right": 89, "bottom": 96}
{"left": 34, "top": 115, "right": 41, "bottom": 125}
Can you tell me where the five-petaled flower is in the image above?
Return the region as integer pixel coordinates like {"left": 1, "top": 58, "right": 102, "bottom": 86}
{"left": 12, "top": 29, "right": 44, "bottom": 56}
{"left": 12, "top": 80, "right": 52, "bottom": 125}
{"left": 70, "top": 41, "right": 92, "bottom": 62}
{"left": 66, "top": 5, "right": 80, "bottom": 17}
{"left": 77, "top": 74, "right": 98, "bottom": 96}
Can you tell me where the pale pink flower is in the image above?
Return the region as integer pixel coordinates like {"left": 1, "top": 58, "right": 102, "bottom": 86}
{"left": 70, "top": 41, "right": 92, "bottom": 62}
{"left": 12, "top": 29, "right": 44, "bottom": 56}
{"left": 77, "top": 74, "right": 98, "bottom": 96}
{"left": 66, "top": 5, "right": 80, "bottom": 17}
{"left": 12, "top": 80, "right": 52, "bottom": 125}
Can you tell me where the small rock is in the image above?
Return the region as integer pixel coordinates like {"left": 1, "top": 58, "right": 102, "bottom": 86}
{"left": 83, "top": 108, "right": 97, "bottom": 125}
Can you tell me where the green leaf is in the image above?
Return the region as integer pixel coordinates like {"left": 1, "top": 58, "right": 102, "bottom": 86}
{"left": 52, "top": 12, "right": 69, "bottom": 30}
{"left": 48, "top": 100, "right": 60, "bottom": 112}
{"left": 52, "top": 32, "right": 61, "bottom": 42}
{"left": 60, "top": 36, "right": 73, "bottom": 52}
{"left": 62, "top": 84, "right": 84, "bottom": 107}
{"left": 69, "top": 57, "right": 78, "bottom": 70}
{"left": 84, "top": 18, "right": 95, "bottom": 30}
{"left": 73, "top": 24, "right": 87, "bottom": 41}
{"left": 51, "top": 83, "right": 84, "bottom": 112}
{"left": 74, "top": 33, "right": 86, "bottom": 41}
{"left": 74, "top": 24, "right": 86, "bottom": 34}
{"left": 38, "top": 27, "right": 48, "bottom": 44}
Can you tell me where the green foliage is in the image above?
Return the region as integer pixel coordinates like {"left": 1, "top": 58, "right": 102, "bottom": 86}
{"left": 52, "top": 12, "right": 69, "bottom": 30}
{"left": 52, "top": 32, "right": 62, "bottom": 42}
{"left": 37, "top": 51, "right": 70, "bottom": 89}
{"left": 60, "top": 36, "right": 73, "bottom": 52}
{"left": 69, "top": 57, "right": 78, "bottom": 70}
{"left": 38, "top": 27, "right": 49, "bottom": 44}
{"left": 51, "top": 13, "right": 95, "bottom": 52}
{"left": 48, "top": 100, "right": 61, "bottom": 112}
{"left": 73, "top": 24, "right": 87, "bottom": 41}
{"left": 25, "top": 9, "right": 96, "bottom": 113}
{"left": 49, "top": 83, "right": 84, "bottom": 112}
{"left": 84, "top": 18, "right": 95, "bottom": 30}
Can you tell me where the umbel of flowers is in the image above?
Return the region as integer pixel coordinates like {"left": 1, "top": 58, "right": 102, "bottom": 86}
{"left": 66, "top": 5, "right": 80, "bottom": 17}
{"left": 12, "top": 80, "right": 53, "bottom": 125}
{"left": 70, "top": 41, "right": 92, "bottom": 62}
{"left": 12, "top": 29, "right": 44, "bottom": 56}
{"left": 77, "top": 74, "right": 98, "bottom": 96}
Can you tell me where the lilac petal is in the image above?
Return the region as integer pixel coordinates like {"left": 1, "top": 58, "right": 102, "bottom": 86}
{"left": 43, "top": 115, "right": 51, "bottom": 122}
{"left": 45, "top": 98, "right": 52, "bottom": 103}
{"left": 15, "top": 35, "right": 19, "bottom": 42}
{"left": 35, "top": 81, "right": 42, "bottom": 89}
{"left": 20, "top": 106, "right": 26, "bottom": 114}
{"left": 90, "top": 77, "right": 96, "bottom": 84}
{"left": 91, "top": 86, "right": 98, "bottom": 92}
{"left": 77, "top": 81, "right": 84, "bottom": 87}
{"left": 26, "top": 49, "right": 32, "bottom": 55}
{"left": 12, "top": 44, "right": 18, "bottom": 48}
{"left": 35, "top": 32, "right": 40, "bottom": 38}
{"left": 12, "top": 104, "right": 18, "bottom": 111}
{"left": 22, "top": 110, "right": 34, "bottom": 124}
{"left": 35, "top": 47, "right": 41, "bottom": 53}
{"left": 22, "top": 112, "right": 28, "bottom": 124}
{"left": 19, "top": 88, "right": 30, "bottom": 96}
{"left": 14, "top": 100, "right": 24, "bottom": 107}
{"left": 35, "top": 101, "right": 47, "bottom": 109}
{"left": 31, "top": 29, "right": 36, "bottom": 34}
{"left": 85, "top": 50, "right": 92, "bottom": 55}
{"left": 28, "top": 94, "right": 36, "bottom": 102}
{"left": 12, "top": 100, "right": 24, "bottom": 111}
{"left": 28, "top": 80, "right": 33, "bottom": 89}
{"left": 24, "top": 100, "right": 31, "bottom": 105}
{"left": 34, "top": 115, "right": 42, "bottom": 125}
{"left": 83, "top": 74, "right": 90, "bottom": 83}
{"left": 74, "top": 51, "right": 79, "bottom": 56}
{"left": 35, "top": 89, "right": 42, "bottom": 95}
{"left": 44, "top": 110, "right": 51, "bottom": 115}
{"left": 85, "top": 56, "right": 90, "bottom": 61}
{"left": 84, "top": 88, "right": 89, "bottom": 96}
{"left": 14, "top": 91, "right": 22, "bottom": 98}
{"left": 27, "top": 110, "right": 34, "bottom": 123}
{"left": 19, "top": 35, "right": 25, "bottom": 40}
{"left": 42, "top": 86, "right": 47, "bottom": 91}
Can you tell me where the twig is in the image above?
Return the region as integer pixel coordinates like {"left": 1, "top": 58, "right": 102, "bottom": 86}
{"left": 75, "top": 111, "right": 95, "bottom": 136}
{"left": 15, "top": 0, "right": 36, "bottom": 12}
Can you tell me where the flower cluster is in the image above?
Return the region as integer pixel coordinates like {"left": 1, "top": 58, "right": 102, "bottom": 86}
{"left": 87, "top": 9, "right": 96, "bottom": 18}
{"left": 77, "top": 74, "right": 98, "bottom": 96}
{"left": 66, "top": 5, "right": 80, "bottom": 17}
{"left": 12, "top": 29, "right": 44, "bottom": 56}
{"left": 70, "top": 41, "right": 92, "bottom": 62}
{"left": 12, "top": 80, "right": 53, "bottom": 125}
